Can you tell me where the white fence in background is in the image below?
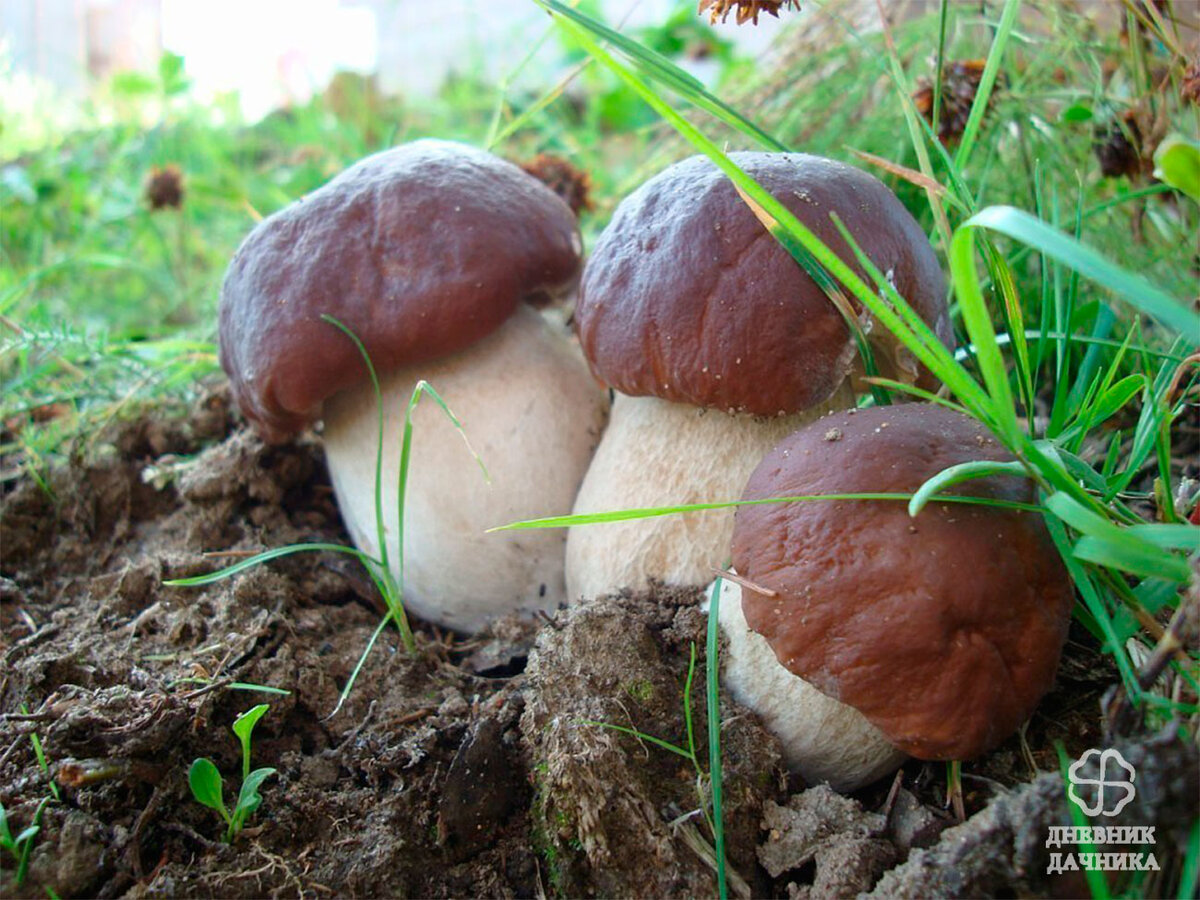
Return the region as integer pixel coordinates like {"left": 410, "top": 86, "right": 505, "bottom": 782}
{"left": 1, "top": 0, "right": 782, "bottom": 117}
{"left": 2, "top": 0, "right": 162, "bottom": 95}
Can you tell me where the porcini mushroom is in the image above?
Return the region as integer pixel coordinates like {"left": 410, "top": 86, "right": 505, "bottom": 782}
{"left": 720, "top": 403, "right": 1075, "bottom": 790}
{"left": 219, "top": 140, "right": 609, "bottom": 632}
{"left": 713, "top": 577, "right": 905, "bottom": 790}
{"left": 566, "top": 152, "right": 953, "bottom": 602}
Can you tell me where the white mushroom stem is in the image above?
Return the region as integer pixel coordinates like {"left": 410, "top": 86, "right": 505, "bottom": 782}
{"left": 322, "top": 305, "right": 609, "bottom": 634}
{"left": 711, "top": 579, "right": 905, "bottom": 792}
{"left": 565, "top": 386, "right": 855, "bottom": 602}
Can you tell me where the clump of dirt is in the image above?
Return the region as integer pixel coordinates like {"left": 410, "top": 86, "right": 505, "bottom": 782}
{"left": 2, "top": 387, "right": 539, "bottom": 898}
{"left": 521, "top": 589, "right": 785, "bottom": 898}
{"left": 1, "top": 387, "right": 1195, "bottom": 898}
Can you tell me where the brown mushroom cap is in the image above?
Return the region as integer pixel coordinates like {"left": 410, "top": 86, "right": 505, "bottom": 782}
{"left": 731, "top": 404, "right": 1074, "bottom": 760}
{"left": 575, "top": 153, "right": 952, "bottom": 417}
{"left": 219, "top": 139, "right": 582, "bottom": 442}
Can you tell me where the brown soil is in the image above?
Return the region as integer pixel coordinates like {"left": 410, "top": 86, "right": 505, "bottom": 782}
{"left": 1, "top": 387, "right": 1195, "bottom": 898}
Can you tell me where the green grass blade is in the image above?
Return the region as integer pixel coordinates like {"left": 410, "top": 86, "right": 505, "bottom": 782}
{"left": 1059, "top": 374, "right": 1144, "bottom": 447}
{"left": 953, "top": 0, "right": 1021, "bottom": 170}
{"left": 163, "top": 543, "right": 380, "bottom": 586}
{"left": 387, "top": 378, "right": 487, "bottom": 649}
{"left": 930, "top": 0, "right": 950, "bottom": 138}
{"left": 1046, "top": 445, "right": 1109, "bottom": 494}
{"left": 908, "top": 460, "right": 1028, "bottom": 516}
{"left": 964, "top": 207, "right": 1200, "bottom": 337}
{"left": 982, "top": 242, "right": 1034, "bottom": 423}
{"left": 535, "top": 0, "right": 786, "bottom": 151}
{"left": 327, "top": 612, "right": 393, "bottom": 721}
{"left": 579, "top": 721, "right": 693, "bottom": 761}
{"left": 1058, "top": 306, "right": 1118, "bottom": 435}
{"left": 484, "top": 16, "right": 559, "bottom": 148}
{"left": 1045, "top": 493, "right": 1144, "bottom": 543}
{"left": 321, "top": 314, "right": 391, "bottom": 576}
{"left": 1072, "top": 536, "right": 1191, "bottom": 583}
{"left": 228, "top": 683, "right": 291, "bottom": 696}
{"left": 683, "top": 642, "right": 701, "bottom": 779}
{"left": 1055, "top": 744, "right": 1113, "bottom": 900}
{"left": 705, "top": 577, "right": 727, "bottom": 900}
{"left": 1107, "top": 347, "right": 1182, "bottom": 499}
{"left": 1043, "top": 516, "right": 1140, "bottom": 694}
{"left": 861, "top": 377, "right": 968, "bottom": 411}
{"left": 491, "top": 491, "right": 1042, "bottom": 532}
{"left": 1124, "top": 523, "right": 1200, "bottom": 551}
{"left": 873, "top": 2, "right": 956, "bottom": 247}
{"left": 948, "top": 225, "right": 1019, "bottom": 441}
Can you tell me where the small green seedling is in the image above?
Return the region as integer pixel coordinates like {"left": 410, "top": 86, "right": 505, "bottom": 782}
{"left": 0, "top": 797, "right": 48, "bottom": 886}
{"left": 188, "top": 704, "right": 276, "bottom": 843}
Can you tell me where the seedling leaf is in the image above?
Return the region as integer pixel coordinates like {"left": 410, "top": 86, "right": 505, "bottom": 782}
{"left": 232, "top": 704, "right": 269, "bottom": 743}
{"left": 188, "top": 758, "right": 228, "bottom": 820}
{"left": 233, "top": 703, "right": 269, "bottom": 781}
{"left": 235, "top": 767, "right": 277, "bottom": 818}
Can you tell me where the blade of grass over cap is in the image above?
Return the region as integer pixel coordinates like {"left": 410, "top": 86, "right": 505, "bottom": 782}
{"left": 733, "top": 185, "right": 887, "bottom": 405}
{"left": 490, "top": 491, "right": 1042, "bottom": 532}
{"left": 541, "top": 7, "right": 1008, "bottom": 442}
{"left": 947, "top": 223, "right": 1020, "bottom": 443}
{"left": 322, "top": 314, "right": 392, "bottom": 579}
{"left": 533, "top": 0, "right": 787, "bottom": 151}
{"left": 907, "top": 460, "right": 1028, "bottom": 516}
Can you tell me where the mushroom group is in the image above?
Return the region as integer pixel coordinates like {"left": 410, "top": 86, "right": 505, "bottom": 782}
{"left": 219, "top": 140, "right": 609, "bottom": 633}
{"left": 215, "top": 138, "right": 1076, "bottom": 788}
{"left": 566, "top": 152, "right": 954, "bottom": 603}
{"left": 717, "top": 403, "right": 1076, "bottom": 789}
